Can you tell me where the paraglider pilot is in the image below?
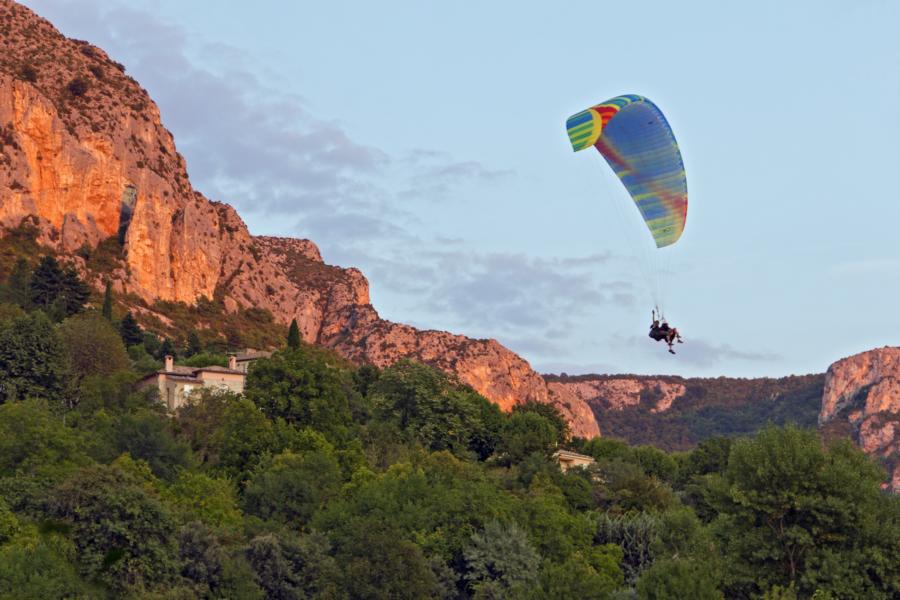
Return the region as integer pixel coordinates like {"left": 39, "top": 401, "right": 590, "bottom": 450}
{"left": 649, "top": 310, "right": 683, "bottom": 354}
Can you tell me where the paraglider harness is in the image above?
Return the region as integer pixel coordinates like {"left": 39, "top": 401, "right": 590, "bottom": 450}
{"left": 648, "top": 308, "right": 682, "bottom": 353}
{"left": 648, "top": 308, "right": 668, "bottom": 341}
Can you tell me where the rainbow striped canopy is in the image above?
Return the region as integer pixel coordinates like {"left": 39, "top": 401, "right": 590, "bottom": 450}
{"left": 566, "top": 94, "right": 687, "bottom": 248}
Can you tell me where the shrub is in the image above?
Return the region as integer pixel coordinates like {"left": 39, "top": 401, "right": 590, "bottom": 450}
{"left": 66, "top": 77, "right": 89, "bottom": 97}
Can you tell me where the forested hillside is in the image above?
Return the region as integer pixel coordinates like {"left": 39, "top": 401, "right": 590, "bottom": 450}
{"left": 0, "top": 259, "right": 897, "bottom": 599}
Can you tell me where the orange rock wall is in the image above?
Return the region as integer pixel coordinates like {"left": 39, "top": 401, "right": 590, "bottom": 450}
{"left": 0, "top": 0, "right": 601, "bottom": 437}
{"left": 820, "top": 347, "right": 900, "bottom": 491}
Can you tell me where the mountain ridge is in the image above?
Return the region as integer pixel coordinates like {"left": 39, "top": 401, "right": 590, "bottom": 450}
{"left": 2, "top": 0, "right": 898, "bottom": 483}
{"left": 0, "top": 0, "right": 598, "bottom": 436}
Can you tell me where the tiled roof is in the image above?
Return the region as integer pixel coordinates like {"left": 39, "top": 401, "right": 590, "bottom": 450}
{"left": 195, "top": 366, "right": 244, "bottom": 375}
{"left": 235, "top": 350, "right": 273, "bottom": 361}
{"left": 140, "top": 364, "right": 245, "bottom": 381}
{"left": 166, "top": 366, "right": 197, "bottom": 376}
{"left": 162, "top": 374, "right": 202, "bottom": 383}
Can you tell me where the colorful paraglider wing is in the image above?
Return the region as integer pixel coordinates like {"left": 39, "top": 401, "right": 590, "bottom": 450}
{"left": 566, "top": 95, "right": 687, "bottom": 248}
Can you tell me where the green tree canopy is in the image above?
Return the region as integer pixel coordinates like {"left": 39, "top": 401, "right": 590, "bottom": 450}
{"left": 243, "top": 447, "right": 344, "bottom": 525}
{"left": 28, "top": 256, "right": 89, "bottom": 319}
{"left": 636, "top": 558, "right": 721, "bottom": 600}
{"left": 105, "top": 411, "right": 195, "bottom": 481}
{"left": 534, "top": 546, "right": 623, "bottom": 600}
{"left": 0, "top": 399, "right": 86, "bottom": 479}
{"left": 315, "top": 453, "right": 515, "bottom": 564}
{"left": 710, "top": 425, "right": 899, "bottom": 598}
{"left": 369, "top": 360, "right": 503, "bottom": 459}
{"left": 47, "top": 461, "right": 179, "bottom": 593}
{"left": 497, "top": 411, "right": 559, "bottom": 464}
{"left": 512, "top": 401, "right": 571, "bottom": 446}
{"left": 0, "top": 533, "right": 92, "bottom": 600}
{"left": 118, "top": 311, "right": 143, "bottom": 347}
{"left": 463, "top": 519, "right": 540, "bottom": 597}
{"left": 163, "top": 471, "right": 243, "bottom": 531}
{"left": 244, "top": 532, "right": 342, "bottom": 600}
{"left": 244, "top": 345, "right": 357, "bottom": 442}
{"left": 208, "top": 397, "right": 278, "bottom": 481}
{"left": 0, "top": 311, "right": 69, "bottom": 403}
{"left": 58, "top": 313, "right": 129, "bottom": 383}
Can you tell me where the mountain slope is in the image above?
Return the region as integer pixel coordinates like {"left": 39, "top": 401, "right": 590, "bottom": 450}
{"left": 0, "top": 0, "right": 598, "bottom": 435}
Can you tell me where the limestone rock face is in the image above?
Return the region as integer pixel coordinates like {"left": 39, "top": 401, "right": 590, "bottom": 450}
{"left": 548, "top": 377, "right": 686, "bottom": 414}
{"left": 820, "top": 347, "right": 900, "bottom": 491}
{"left": 0, "top": 0, "right": 218, "bottom": 302}
{"left": 545, "top": 376, "right": 686, "bottom": 441}
{"left": 0, "top": 0, "right": 600, "bottom": 433}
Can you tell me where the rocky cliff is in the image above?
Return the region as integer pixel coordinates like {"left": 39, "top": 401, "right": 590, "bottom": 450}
{"left": 545, "top": 373, "right": 825, "bottom": 451}
{"left": 820, "top": 347, "right": 900, "bottom": 491}
{"left": 0, "top": 0, "right": 599, "bottom": 436}
{"left": 548, "top": 377, "right": 687, "bottom": 415}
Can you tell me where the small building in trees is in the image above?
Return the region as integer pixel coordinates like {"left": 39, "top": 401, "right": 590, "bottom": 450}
{"left": 233, "top": 348, "right": 273, "bottom": 373}
{"left": 553, "top": 449, "right": 596, "bottom": 473}
{"left": 139, "top": 355, "right": 246, "bottom": 411}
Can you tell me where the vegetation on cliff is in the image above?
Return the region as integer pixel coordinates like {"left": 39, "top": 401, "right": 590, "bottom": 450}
{"left": 0, "top": 226, "right": 287, "bottom": 355}
{"left": 548, "top": 373, "right": 825, "bottom": 451}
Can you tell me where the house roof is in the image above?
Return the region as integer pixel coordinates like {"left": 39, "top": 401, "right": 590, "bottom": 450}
{"left": 194, "top": 365, "right": 244, "bottom": 375}
{"left": 235, "top": 349, "right": 273, "bottom": 362}
{"left": 139, "top": 364, "right": 245, "bottom": 382}
{"left": 553, "top": 449, "right": 596, "bottom": 463}
{"left": 161, "top": 374, "right": 202, "bottom": 384}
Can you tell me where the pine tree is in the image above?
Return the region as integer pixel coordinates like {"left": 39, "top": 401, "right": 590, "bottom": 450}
{"left": 119, "top": 311, "right": 144, "bottom": 347}
{"left": 28, "top": 256, "right": 89, "bottom": 318}
{"left": 60, "top": 267, "right": 89, "bottom": 316}
{"left": 29, "top": 256, "right": 65, "bottom": 310}
{"left": 287, "top": 318, "right": 301, "bottom": 349}
{"left": 101, "top": 281, "right": 114, "bottom": 320}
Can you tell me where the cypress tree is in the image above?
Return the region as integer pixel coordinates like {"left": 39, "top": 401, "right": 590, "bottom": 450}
{"left": 287, "top": 318, "right": 301, "bottom": 349}
{"left": 101, "top": 281, "right": 114, "bottom": 320}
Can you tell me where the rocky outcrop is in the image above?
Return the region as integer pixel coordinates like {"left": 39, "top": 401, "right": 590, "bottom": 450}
{"left": 545, "top": 376, "right": 688, "bottom": 441}
{"left": 820, "top": 347, "right": 900, "bottom": 491}
{"left": 548, "top": 377, "right": 686, "bottom": 415}
{"left": 0, "top": 0, "right": 601, "bottom": 435}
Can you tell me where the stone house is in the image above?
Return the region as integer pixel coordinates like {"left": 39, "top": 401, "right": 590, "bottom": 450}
{"left": 139, "top": 355, "right": 246, "bottom": 412}
{"left": 553, "top": 449, "right": 596, "bottom": 473}
{"left": 233, "top": 349, "right": 274, "bottom": 373}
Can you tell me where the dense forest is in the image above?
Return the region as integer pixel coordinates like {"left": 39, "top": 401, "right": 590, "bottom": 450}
{"left": 0, "top": 257, "right": 898, "bottom": 599}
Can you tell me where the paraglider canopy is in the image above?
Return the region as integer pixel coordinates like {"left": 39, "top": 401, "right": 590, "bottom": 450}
{"left": 566, "top": 94, "right": 687, "bottom": 248}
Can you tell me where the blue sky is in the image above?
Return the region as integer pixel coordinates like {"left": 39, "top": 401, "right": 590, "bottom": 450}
{"left": 24, "top": 0, "right": 900, "bottom": 377}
